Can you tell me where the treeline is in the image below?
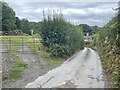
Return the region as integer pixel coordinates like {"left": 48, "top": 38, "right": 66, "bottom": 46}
{"left": 78, "top": 24, "right": 101, "bottom": 35}
{"left": 93, "top": 7, "right": 120, "bottom": 88}
{"left": 1, "top": 1, "right": 99, "bottom": 36}
{"left": 40, "top": 11, "right": 84, "bottom": 58}
{"left": 1, "top": 1, "right": 39, "bottom": 35}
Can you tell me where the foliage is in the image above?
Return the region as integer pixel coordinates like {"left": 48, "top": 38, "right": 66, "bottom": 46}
{"left": 92, "top": 34, "right": 99, "bottom": 46}
{"left": 93, "top": 10, "right": 120, "bottom": 88}
{"left": 15, "top": 17, "right": 21, "bottom": 29}
{"left": 66, "top": 25, "right": 84, "bottom": 54}
{"left": 40, "top": 11, "right": 84, "bottom": 58}
{"left": 117, "top": 7, "right": 120, "bottom": 50}
{"left": 78, "top": 24, "right": 100, "bottom": 35}
{"left": 2, "top": 1, "right": 16, "bottom": 31}
{"left": 0, "top": 1, "right": 2, "bottom": 31}
{"left": 1, "top": 1, "right": 32, "bottom": 35}
{"left": 20, "top": 19, "right": 31, "bottom": 35}
{"left": 29, "top": 21, "right": 41, "bottom": 34}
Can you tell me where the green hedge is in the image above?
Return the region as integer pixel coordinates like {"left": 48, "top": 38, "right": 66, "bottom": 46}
{"left": 39, "top": 11, "right": 84, "bottom": 58}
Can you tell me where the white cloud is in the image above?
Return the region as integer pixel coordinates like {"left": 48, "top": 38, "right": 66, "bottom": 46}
{"left": 34, "top": 8, "right": 43, "bottom": 13}
{"left": 3, "top": 1, "right": 118, "bottom": 26}
{"left": 63, "top": 8, "right": 87, "bottom": 15}
{"left": 3, "top": 0, "right": 120, "bottom": 2}
{"left": 88, "top": 8, "right": 115, "bottom": 14}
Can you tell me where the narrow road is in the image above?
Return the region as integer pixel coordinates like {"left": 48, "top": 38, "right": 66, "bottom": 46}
{"left": 25, "top": 48, "right": 105, "bottom": 88}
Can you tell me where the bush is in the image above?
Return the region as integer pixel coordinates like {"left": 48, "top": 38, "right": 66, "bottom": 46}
{"left": 95, "top": 14, "right": 120, "bottom": 88}
{"left": 39, "top": 11, "right": 84, "bottom": 58}
{"left": 50, "top": 45, "right": 67, "bottom": 57}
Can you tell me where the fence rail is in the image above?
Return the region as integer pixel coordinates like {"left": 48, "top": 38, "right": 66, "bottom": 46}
{"left": 0, "top": 36, "right": 40, "bottom": 53}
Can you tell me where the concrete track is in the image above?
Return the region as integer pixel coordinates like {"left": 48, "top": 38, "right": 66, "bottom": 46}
{"left": 25, "top": 48, "right": 105, "bottom": 88}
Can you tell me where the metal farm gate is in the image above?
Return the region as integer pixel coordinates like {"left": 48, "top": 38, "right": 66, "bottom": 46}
{"left": 0, "top": 36, "right": 40, "bottom": 54}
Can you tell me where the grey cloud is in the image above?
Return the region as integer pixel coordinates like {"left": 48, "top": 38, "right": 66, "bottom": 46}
{"left": 3, "top": 1, "right": 118, "bottom": 26}
{"left": 18, "top": 2, "right": 117, "bottom": 9}
{"left": 64, "top": 13, "right": 115, "bottom": 26}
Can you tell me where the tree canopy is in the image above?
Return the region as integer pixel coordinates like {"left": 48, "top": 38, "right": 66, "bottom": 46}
{"left": 2, "top": 2, "right": 16, "bottom": 31}
{"left": 15, "top": 17, "right": 21, "bottom": 29}
{"left": 78, "top": 24, "right": 100, "bottom": 36}
{"left": 20, "top": 19, "right": 31, "bottom": 35}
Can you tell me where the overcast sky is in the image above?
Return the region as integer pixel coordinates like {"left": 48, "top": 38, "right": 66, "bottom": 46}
{"left": 4, "top": 0, "right": 118, "bottom": 26}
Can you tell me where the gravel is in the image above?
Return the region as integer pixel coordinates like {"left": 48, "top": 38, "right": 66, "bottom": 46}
{"left": 2, "top": 45, "right": 61, "bottom": 88}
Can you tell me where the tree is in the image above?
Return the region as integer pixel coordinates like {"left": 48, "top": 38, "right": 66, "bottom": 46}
{"left": 29, "top": 21, "right": 40, "bottom": 34}
{"left": 15, "top": 17, "right": 21, "bottom": 29}
{"left": 20, "top": 19, "right": 30, "bottom": 35}
{"left": 78, "top": 24, "right": 100, "bottom": 36}
{"left": 79, "top": 24, "right": 93, "bottom": 35}
{"left": 117, "top": 6, "right": 120, "bottom": 49}
{"left": 2, "top": 2, "right": 16, "bottom": 31}
{"left": 0, "top": 1, "right": 2, "bottom": 31}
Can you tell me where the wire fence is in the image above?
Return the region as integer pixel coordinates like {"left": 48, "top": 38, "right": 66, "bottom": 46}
{"left": 0, "top": 36, "right": 40, "bottom": 53}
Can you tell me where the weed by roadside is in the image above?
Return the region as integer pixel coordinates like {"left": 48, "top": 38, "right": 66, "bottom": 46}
{"left": 3, "top": 59, "right": 27, "bottom": 80}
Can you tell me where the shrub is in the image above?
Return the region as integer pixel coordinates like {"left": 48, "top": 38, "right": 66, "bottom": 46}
{"left": 39, "top": 10, "right": 84, "bottom": 58}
